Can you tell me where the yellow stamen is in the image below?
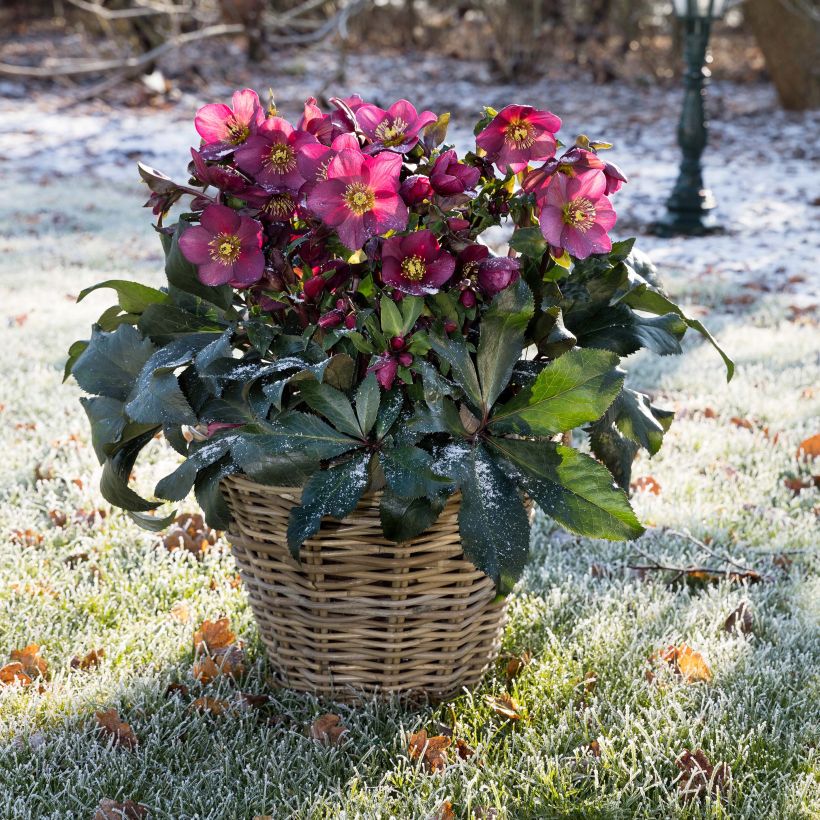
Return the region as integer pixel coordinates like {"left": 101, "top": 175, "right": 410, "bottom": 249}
{"left": 266, "top": 142, "right": 296, "bottom": 174}
{"left": 505, "top": 119, "right": 535, "bottom": 148}
{"left": 343, "top": 182, "right": 375, "bottom": 215}
{"left": 401, "top": 255, "right": 427, "bottom": 282}
{"left": 264, "top": 193, "right": 294, "bottom": 220}
{"left": 561, "top": 197, "right": 596, "bottom": 232}
{"left": 226, "top": 118, "right": 249, "bottom": 145}
{"left": 209, "top": 233, "right": 242, "bottom": 264}
{"left": 375, "top": 117, "right": 409, "bottom": 147}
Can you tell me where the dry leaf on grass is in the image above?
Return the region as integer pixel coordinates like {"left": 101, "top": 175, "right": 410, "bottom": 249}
{"left": 0, "top": 662, "right": 31, "bottom": 686}
{"left": 647, "top": 644, "right": 712, "bottom": 683}
{"left": 192, "top": 644, "right": 246, "bottom": 684}
{"left": 96, "top": 709, "right": 138, "bottom": 750}
{"left": 427, "top": 800, "right": 455, "bottom": 820}
{"left": 10, "top": 528, "right": 44, "bottom": 547}
{"left": 730, "top": 416, "right": 754, "bottom": 430}
{"left": 48, "top": 510, "right": 68, "bottom": 527}
{"left": 10, "top": 644, "right": 48, "bottom": 679}
{"left": 630, "top": 475, "right": 662, "bottom": 495}
{"left": 93, "top": 798, "right": 149, "bottom": 820}
{"left": 163, "top": 513, "right": 218, "bottom": 557}
{"left": 170, "top": 601, "right": 190, "bottom": 623}
{"left": 408, "top": 729, "right": 451, "bottom": 772}
{"left": 193, "top": 618, "right": 236, "bottom": 653}
{"left": 71, "top": 648, "right": 105, "bottom": 671}
{"left": 772, "top": 554, "right": 794, "bottom": 572}
{"left": 310, "top": 713, "right": 348, "bottom": 746}
{"left": 484, "top": 693, "right": 523, "bottom": 720}
{"left": 675, "top": 749, "right": 731, "bottom": 801}
{"left": 724, "top": 602, "right": 753, "bottom": 634}
{"left": 237, "top": 692, "right": 270, "bottom": 710}
{"left": 190, "top": 696, "right": 229, "bottom": 716}
{"left": 797, "top": 434, "right": 820, "bottom": 460}
{"left": 503, "top": 650, "right": 532, "bottom": 684}
{"left": 165, "top": 682, "right": 189, "bottom": 699}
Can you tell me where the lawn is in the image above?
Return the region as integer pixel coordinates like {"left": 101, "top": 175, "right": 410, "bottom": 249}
{"left": 0, "top": 87, "right": 818, "bottom": 818}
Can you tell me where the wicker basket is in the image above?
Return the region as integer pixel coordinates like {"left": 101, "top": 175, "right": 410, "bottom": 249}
{"left": 220, "top": 475, "right": 507, "bottom": 700}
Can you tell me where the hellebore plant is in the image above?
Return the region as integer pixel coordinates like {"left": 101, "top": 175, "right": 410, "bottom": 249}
{"left": 68, "top": 91, "right": 733, "bottom": 593}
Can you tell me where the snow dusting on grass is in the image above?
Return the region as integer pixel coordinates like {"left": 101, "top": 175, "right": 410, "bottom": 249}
{"left": 0, "top": 50, "right": 818, "bottom": 818}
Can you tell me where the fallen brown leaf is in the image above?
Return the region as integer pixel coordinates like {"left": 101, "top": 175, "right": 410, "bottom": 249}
{"left": 71, "top": 648, "right": 105, "bottom": 671}
{"left": 193, "top": 618, "right": 236, "bottom": 653}
{"left": 772, "top": 553, "right": 793, "bottom": 572}
{"left": 408, "top": 728, "right": 451, "bottom": 772}
{"left": 702, "top": 407, "right": 718, "bottom": 419}
{"left": 647, "top": 644, "right": 711, "bottom": 684}
{"left": 165, "top": 682, "right": 189, "bottom": 699}
{"left": 48, "top": 510, "right": 68, "bottom": 528}
{"left": 0, "top": 662, "right": 32, "bottom": 686}
{"left": 190, "top": 696, "right": 228, "bottom": 716}
{"left": 724, "top": 602, "right": 753, "bottom": 634}
{"left": 455, "top": 738, "right": 475, "bottom": 760}
{"left": 10, "top": 529, "right": 44, "bottom": 547}
{"left": 163, "top": 513, "right": 218, "bottom": 557}
{"left": 675, "top": 749, "right": 730, "bottom": 801}
{"left": 96, "top": 709, "right": 138, "bottom": 750}
{"left": 170, "top": 601, "right": 190, "bottom": 623}
{"left": 503, "top": 650, "right": 532, "bottom": 684}
{"left": 10, "top": 644, "right": 48, "bottom": 679}
{"left": 93, "top": 798, "right": 149, "bottom": 820}
{"left": 237, "top": 692, "right": 270, "bottom": 709}
{"left": 193, "top": 644, "right": 245, "bottom": 684}
{"left": 428, "top": 800, "right": 455, "bottom": 820}
{"left": 484, "top": 693, "right": 523, "bottom": 721}
{"left": 630, "top": 475, "right": 662, "bottom": 495}
{"left": 310, "top": 713, "right": 348, "bottom": 746}
{"left": 730, "top": 416, "right": 754, "bottom": 431}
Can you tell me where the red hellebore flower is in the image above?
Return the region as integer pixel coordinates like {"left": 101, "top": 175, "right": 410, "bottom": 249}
{"left": 457, "top": 244, "right": 520, "bottom": 299}
{"left": 189, "top": 148, "right": 248, "bottom": 194}
{"left": 399, "top": 174, "right": 434, "bottom": 206}
{"left": 195, "top": 88, "right": 265, "bottom": 147}
{"left": 357, "top": 99, "right": 437, "bottom": 154}
{"left": 476, "top": 104, "right": 562, "bottom": 174}
{"left": 538, "top": 171, "right": 616, "bottom": 259}
{"left": 298, "top": 97, "right": 335, "bottom": 145}
{"left": 430, "top": 149, "right": 481, "bottom": 196}
{"left": 178, "top": 203, "right": 265, "bottom": 286}
{"left": 234, "top": 117, "right": 318, "bottom": 192}
{"left": 307, "top": 148, "right": 408, "bottom": 251}
{"left": 381, "top": 230, "right": 456, "bottom": 296}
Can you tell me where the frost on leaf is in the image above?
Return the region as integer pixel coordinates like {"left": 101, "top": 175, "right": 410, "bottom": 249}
{"left": 96, "top": 709, "right": 138, "bottom": 750}
{"left": 309, "top": 713, "right": 348, "bottom": 746}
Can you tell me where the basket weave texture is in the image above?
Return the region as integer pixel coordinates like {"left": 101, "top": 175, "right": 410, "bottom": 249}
{"left": 221, "top": 475, "right": 507, "bottom": 700}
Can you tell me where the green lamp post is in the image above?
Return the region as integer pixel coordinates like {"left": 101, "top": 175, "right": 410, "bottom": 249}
{"left": 655, "top": 0, "right": 732, "bottom": 236}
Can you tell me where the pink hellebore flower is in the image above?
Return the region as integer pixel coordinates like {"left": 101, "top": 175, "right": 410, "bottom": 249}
{"left": 297, "top": 133, "right": 360, "bottom": 195}
{"left": 538, "top": 171, "right": 616, "bottom": 259}
{"left": 430, "top": 149, "right": 481, "bottom": 196}
{"left": 476, "top": 104, "right": 562, "bottom": 174}
{"left": 457, "top": 244, "right": 520, "bottom": 300}
{"left": 194, "top": 88, "right": 265, "bottom": 147}
{"left": 234, "top": 117, "right": 318, "bottom": 192}
{"left": 178, "top": 203, "right": 265, "bottom": 287}
{"left": 381, "top": 230, "right": 456, "bottom": 296}
{"left": 298, "top": 97, "right": 335, "bottom": 145}
{"left": 307, "top": 148, "right": 408, "bottom": 251}
{"left": 356, "top": 99, "right": 437, "bottom": 154}
{"left": 524, "top": 147, "right": 627, "bottom": 199}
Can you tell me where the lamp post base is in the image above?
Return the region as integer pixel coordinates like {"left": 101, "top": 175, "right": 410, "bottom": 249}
{"left": 651, "top": 188, "right": 723, "bottom": 237}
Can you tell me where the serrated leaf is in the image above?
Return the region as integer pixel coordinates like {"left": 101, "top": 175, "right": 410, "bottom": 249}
{"left": 477, "top": 278, "right": 534, "bottom": 410}
{"left": 490, "top": 348, "right": 624, "bottom": 435}
{"left": 298, "top": 381, "right": 363, "bottom": 438}
{"left": 379, "top": 446, "right": 451, "bottom": 498}
{"left": 428, "top": 330, "right": 482, "bottom": 412}
{"left": 354, "top": 374, "right": 380, "bottom": 436}
{"left": 487, "top": 437, "right": 643, "bottom": 540}
{"left": 72, "top": 324, "right": 156, "bottom": 401}
{"left": 380, "top": 295, "right": 404, "bottom": 338}
{"left": 287, "top": 455, "right": 371, "bottom": 555}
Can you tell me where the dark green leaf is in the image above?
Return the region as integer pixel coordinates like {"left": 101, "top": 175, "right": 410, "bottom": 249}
{"left": 490, "top": 348, "right": 624, "bottom": 435}
{"left": 575, "top": 304, "right": 687, "bottom": 357}
{"left": 298, "top": 381, "right": 363, "bottom": 438}
{"left": 379, "top": 446, "right": 451, "bottom": 498}
{"left": 64, "top": 339, "right": 89, "bottom": 382}
{"left": 477, "top": 278, "right": 534, "bottom": 410}
{"left": 379, "top": 295, "right": 404, "bottom": 338}
{"left": 428, "top": 330, "right": 482, "bottom": 412}
{"left": 128, "top": 509, "right": 178, "bottom": 532}
{"left": 286, "top": 454, "right": 371, "bottom": 555}
{"left": 99, "top": 429, "right": 161, "bottom": 512}
{"left": 354, "top": 374, "right": 380, "bottom": 437}
{"left": 194, "top": 456, "right": 235, "bottom": 530}
{"left": 456, "top": 444, "right": 531, "bottom": 595}
{"left": 155, "top": 434, "right": 237, "bottom": 501}
{"left": 72, "top": 324, "right": 156, "bottom": 401}
{"left": 375, "top": 389, "right": 404, "bottom": 440}
{"left": 380, "top": 491, "right": 448, "bottom": 543}
{"left": 487, "top": 437, "right": 643, "bottom": 540}
{"left": 138, "top": 303, "right": 226, "bottom": 345}
{"left": 509, "top": 226, "right": 548, "bottom": 259}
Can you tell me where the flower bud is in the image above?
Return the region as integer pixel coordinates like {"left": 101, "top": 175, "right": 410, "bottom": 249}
{"left": 303, "top": 276, "right": 325, "bottom": 301}
{"left": 460, "top": 289, "right": 477, "bottom": 308}
{"left": 317, "top": 310, "right": 343, "bottom": 330}
{"left": 390, "top": 336, "right": 405, "bottom": 351}
{"left": 399, "top": 174, "right": 434, "bottom": 206}
{"left": 397, "top": 352, "right": 413, "bottom": 367}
